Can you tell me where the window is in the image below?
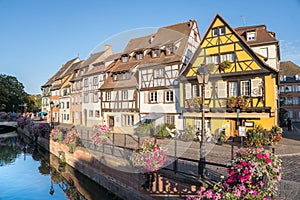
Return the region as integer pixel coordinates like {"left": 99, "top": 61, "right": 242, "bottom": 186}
{"left": 293, "top": 97, "right": 299, "bottom": 105}
{"left": 137, "top": 53, "right": 143, "bottom": 60}
{"left": 247, "top": 31, "right": 256, "bottom": 41}
{"left": 165, "top": 90, "right": 174, "bottom": 102}
{"left": 165, "top": 115, "right": 175, "bottom": 125}
{"left": 185, "top": 83, "right": 191, "bottom": 99}
{"left": 217, "top": 81, "right": 227, "bottom": 98}
{"left": 206, "top": 55, "right": 220, "bottom": 64}
{"left": 220, "top": 53, "right": 235, "bottom": 62}
{"left": 286, "top": 97, "right": 293, "bottom": 105}
{"left": 84, "top": 78, "right": 88, "bottom": 87}
{"left": 241, "top": 81, "right": 250, "bottom": 96}
{"left": 122, "top": 90, "right": 128, "bottom": 100}
{"left": 89, "top": 110, "right": 93, "bottom": 117}
{"left": 64, "top": 114, "right": 66, "bottom": 120}
{"left": 93, "top": 92, "right": 99, "bottom": 102}
{"left": 219, "top": 26, "right": 225, "bottom": 35}
{"left": 251, "top": 79, "right": 263, "bottom": 97}
{"left": 61, "top": 102, "right": 64, "bottom": 109}
{"left": 66, "top": 102, "right": 69, "bottom": 109}
{"left": 229, "top": 82, "right": 238, "bottom": 97}
{"left": 154, "top": 68, "right": 164, "bottom": 78}
{"left": 95, "top": 110, "right": 100, "bottom": 118}
{"left": 152, "top": 50, "right": 159, "bottom": 58}
{"left": 106, "top": 92, "right": 111, "bottom": 101}
{"left": 288, "top": 110, "right": 293, "bottom": 118}
{"left": 184, "top": 49, "right": 193, "bottom": 65}
{"left": 212, "top": 28, "right": 218, "bottom": 37}
{"left": 192, "top": 85, "right": 199, "bottom": 97}
{"left": 93, "top": 76, "right": 98, "bottom": 85}
{"left": 113, "top": 74, "right": 118, "bottom": 81}
{"left": 166, "top": 47, "right": 174, "bottom": 55}
{"left": 122, "top": 114, "right": 134, "bottom": 126}
{"left": 150, "top": 91, "right": 158, "bottom": 103}
{"left": 122, "top": 55, "right": 129, "bottom": 62}
{"left": 66, "top": 114, "right": 69, "bottom": 120}
{"left": 84, "top": 93, "right": 89, "bottom": 103}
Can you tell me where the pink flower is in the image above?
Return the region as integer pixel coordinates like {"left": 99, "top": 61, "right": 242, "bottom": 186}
{"left": 234, "top": 188, "right": 241, "bottom": 197}
{"left": 257, "top": 153, "right": 263, "bottom": 159}
{"left": 204, "top": 189, "right": 213, "bottom": 198}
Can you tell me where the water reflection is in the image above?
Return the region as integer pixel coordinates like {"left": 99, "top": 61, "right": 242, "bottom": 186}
{"left": 0, "top": 134, "right": 122, "bottom": 200}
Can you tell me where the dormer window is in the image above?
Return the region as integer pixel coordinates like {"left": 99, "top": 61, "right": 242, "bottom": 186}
{"left": 247, "top": 31, "right": 256, "bottom": 41}
{"left": 122, "top": 55, "right": 129, "bottom": 62}
{"left": 219, "top": 26, "right": 225, "bottom": 35}
{"left": 212, "top": 26, "right": 225, "bottom": 37}
{"left": 212, "top": 28, "right": 218, "bottom": 37}
{"left": 152, "top": 50, "right": 159, "bottom": 58}
{"left": 137, "top": 52, "right": 143, "bottom": 60}
{"left": 113, "top": 72, "right": 131, "bottom": 81}
{"left": 166, "top": 47, "right": 174, "bottom": 56}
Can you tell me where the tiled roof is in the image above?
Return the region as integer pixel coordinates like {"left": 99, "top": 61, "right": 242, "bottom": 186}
{"left": 111, "top": 61, "right": 139, "bottom": 73}
{"left": 123, "top": 33, "right": 155, "bottom": 54}
{"left": 81, "top": 51, "right": 105, "bottom": 68}
{"left": 280, "top": 61, "right": 300, "bottom": 76}
{"left": 235, "top": 25, "right": 278, "bottom": 45}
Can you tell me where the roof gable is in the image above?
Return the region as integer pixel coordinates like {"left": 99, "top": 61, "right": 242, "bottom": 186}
{"left": 183, "top": 14, "right": 277, "bottom": 78}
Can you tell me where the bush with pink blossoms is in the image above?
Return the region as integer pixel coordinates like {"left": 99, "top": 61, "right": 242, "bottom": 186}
{"left": 131, "top": 137, "right": 168, "bottom": 172}
{"left": 92, "top": 124, "right": 112, "bottom": 145}
{"left": 187, "top": 147, "right": 282, "bottom": 200}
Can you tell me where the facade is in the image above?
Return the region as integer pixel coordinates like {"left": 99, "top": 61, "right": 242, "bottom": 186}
{"left": 80, "top": 46, "right": 113, "bottom": 127}
{"left": 180, "top": 14, "right": 279, "bottom": 138}
{"left": 138, "top": 20, "right": 200, "bottom": 131}
{"left": 279, "top": 61, "right": 300, "bottom": 123}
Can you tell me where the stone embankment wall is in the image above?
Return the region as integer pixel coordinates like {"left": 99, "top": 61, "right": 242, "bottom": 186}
{"left": 18, "top": 128, "right": 154, "bottom": 200}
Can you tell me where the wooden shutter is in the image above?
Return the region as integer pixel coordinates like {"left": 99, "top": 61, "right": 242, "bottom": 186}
{"left": 217, "top": 81, "right": 227, "bottom": 98}
{"left": 251, "top": 78, "right": 262, "bottom": 97}
{"left": 185, "top": 83, "right": 191, "bottom": 99}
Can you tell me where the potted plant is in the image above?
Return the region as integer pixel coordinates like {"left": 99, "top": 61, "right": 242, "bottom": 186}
{"left": 219, "top": 60, "right": 232, "bottom": 71}
{"left": 130, "top": 137, "right": 168, "bottom": 173}
{"left": 50, "top": 128, "right": 63, "bottom": 143}
{"left": 227, "top": 96, "right": 237, "bottom": 109}
{"left": 217, "top": 133, "right": 227, "bottom": 145}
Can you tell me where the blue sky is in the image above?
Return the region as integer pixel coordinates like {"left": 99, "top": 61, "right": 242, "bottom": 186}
{"left": 0, "top": 0, "right": 299, "bottom": 94}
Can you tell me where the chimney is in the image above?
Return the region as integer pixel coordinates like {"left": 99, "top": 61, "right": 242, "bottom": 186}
{"left": 104, "top": 44, "right": 112, "bottom": 51}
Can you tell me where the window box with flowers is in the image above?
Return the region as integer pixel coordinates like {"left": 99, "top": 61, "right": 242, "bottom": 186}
{"left": 227, "top": 96, "right": 251, "bottom": 110}
{"left": 186, "top": 97, "right": 202, "bottom": 110}
{"left": 50, "top": 128, "right": 63, "bottom": 143}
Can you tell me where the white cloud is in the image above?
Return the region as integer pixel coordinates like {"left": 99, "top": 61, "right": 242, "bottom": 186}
{"left": 280, "top": 40, "right": 300, "bottom": 66}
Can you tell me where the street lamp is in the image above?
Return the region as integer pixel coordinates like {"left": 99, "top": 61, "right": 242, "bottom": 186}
{"left": 50, "top": 101, "right": 54, "bottom": 128}
{"left": 196, "top": 64, "right": 210, "bottom": 178}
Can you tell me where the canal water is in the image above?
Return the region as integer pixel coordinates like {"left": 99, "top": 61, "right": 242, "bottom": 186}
{"left": 0, "top": 132, "right": 122, "bottom": 200}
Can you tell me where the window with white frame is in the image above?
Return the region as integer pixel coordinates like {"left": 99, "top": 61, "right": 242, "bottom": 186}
{"left": 84, "top": 78, "right": 88, "bottom": 87}
{"left": 241, "top": 81, "right": 250, "bottom": 96}
{"left": 220, "top": 53, "right": 235, "bottom": 62}
{"left": 66, "top": 102, "right": 69, "bottom": 109}
{"left": 137, "top": 53, "right": 143, "bottom": 60}
{"left": 194, "top": 119, "right": 201, "bottom": 130}
{"left": 228, "top": 82, "right": 237, "bottom": 97}
{"left": 122, "top": 114, "right": 134, "bottom": 126}
{"left": 212, "top": 28, "right": 218, "bottom": 37}
{"left": 192, "top": 84, "right": 199, "bottom": 97}
{"left": 185, "top": 83, "right": 191, "bottom": 99}
{"left": 154, "top": 68, "right": 164, "bottom": 78}
{"left": 247, "top": 31, "right": 256, "bottom": 41}
{"left": 67, "top": 114, "right": 69, "bottom": 120}
{"left": 293, "top": 97, "right": 299, "bottom": 105}
{"left": 219, "top": 26, "right": 225, "bottom": 35}
{"left": 165, "top": 115, "right": 175, "bottom": 125}
{"left": 106, "top": 92, "right": 111, "bottom": 101}
{"left": 206, "top": 55, "right": 220, "bottom": 64}
{"left": 150, "top": 91, "right": 158, "bottom": 103}
{"left": 95, "top": 110, "right": 100, "bottom": 118}
{"left": 89, "top": 110, "right": 93, "bottom": 117}
{"left": 93, "top": 92, "right": 99, "bottom": 102}
{"left": 122, "top": 55, "right": 129, "bottom": 62}
{"left": 122, "top": 90, "right": 128, "bottom": 100}
{"left": 93, "top": 76, "right": 98, "bottom": 85}
{"left": 165, "top": 90, "right": 174, "bottom": 102}
{"left": 84, "top": 93, "right": 88, "bottom": 103}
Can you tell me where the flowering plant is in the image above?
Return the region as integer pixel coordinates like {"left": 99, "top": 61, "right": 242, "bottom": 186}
{"left": 50, "top": 128, "right": 63, "bottom": 143}
{"left": 186, "top": 97, "right": 202, "bottom": 109}
{"left": 187, "top": 147, "right": 282, "bottom": 200}
{"left": 267, "top": 125, "right": 283, "bottom": 145}
{"left": 17, "top": 117, "right": 25, "bottom": 128}
{"left": 130, "top": 137, "right": 168, "bottom": 172}
{"left": 92, "top": 125, "right": 112, "bottom": 145}
{"left": 64, "top": 129, "right": 80, "bottom": 146}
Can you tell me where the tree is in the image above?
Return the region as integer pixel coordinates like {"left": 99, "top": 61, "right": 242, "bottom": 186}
{"left": 0, "top": 74, "right": 29, "bottom": 112}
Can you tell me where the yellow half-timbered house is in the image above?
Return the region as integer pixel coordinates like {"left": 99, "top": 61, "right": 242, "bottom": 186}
{"left": 180, "top": 14, "right": 279, "bottom": 137}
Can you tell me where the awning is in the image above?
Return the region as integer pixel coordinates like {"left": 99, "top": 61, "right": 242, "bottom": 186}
{"left": 39, "top": 111, "right": 48, "bottom": 115}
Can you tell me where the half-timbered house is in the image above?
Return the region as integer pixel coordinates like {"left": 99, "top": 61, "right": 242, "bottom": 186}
{"left": 138, "top": 20, "right": 200, "bottom": 131}
{"left": 180, "top": 14, "right": 279, "bottom": 137}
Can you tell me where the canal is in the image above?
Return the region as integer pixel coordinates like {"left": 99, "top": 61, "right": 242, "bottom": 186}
{"left": 0, "top": 132, "right": 122, "bottom": 200}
